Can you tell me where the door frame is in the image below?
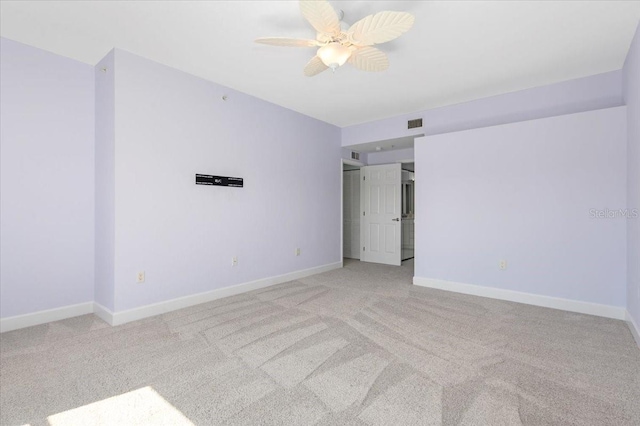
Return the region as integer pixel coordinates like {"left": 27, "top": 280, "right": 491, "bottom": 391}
{"left": 340, "top": 158, "right": 365, "bottom": 262}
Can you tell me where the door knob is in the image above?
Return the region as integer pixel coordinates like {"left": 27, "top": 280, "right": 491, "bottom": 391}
{"left": 392, "top": 218, "right": 400, "bottom": 221}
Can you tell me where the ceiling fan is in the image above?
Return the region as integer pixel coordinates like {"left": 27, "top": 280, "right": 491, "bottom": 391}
{"left": 255, "top": 0, "right": 415, "bottom": 77}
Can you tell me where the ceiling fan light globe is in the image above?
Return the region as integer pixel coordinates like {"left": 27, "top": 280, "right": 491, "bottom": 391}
{"left": 317, "top": 42, "right": 351, "bottom": 70}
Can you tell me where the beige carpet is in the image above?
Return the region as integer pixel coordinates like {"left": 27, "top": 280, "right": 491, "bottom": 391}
{"left": 1, "top": 259, "right": 639, "bottom": 425}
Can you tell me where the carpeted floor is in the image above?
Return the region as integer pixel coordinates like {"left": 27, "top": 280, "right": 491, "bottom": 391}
{"left": 1, "top": 259, "right": 639, "bottom": 425}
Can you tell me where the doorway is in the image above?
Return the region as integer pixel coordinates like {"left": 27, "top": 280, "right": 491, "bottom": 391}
{"left": 340, "top": 151, "right": 416, "bottom": 270}
{"left": 401, "top": 163, "right": 415, "bottom": 261}
{"left": 342, "top": 161, "right": 362, "bottom": 260}
{"left": 340, "top": 158, "right": 364, "bottom": 261}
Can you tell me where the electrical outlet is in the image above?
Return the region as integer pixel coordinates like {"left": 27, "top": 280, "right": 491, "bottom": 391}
{"left": 232, "top": 256, "right": 238, "bottom": 267}
{"left": 295, "top": 248, "right": 301, "bottom": 256}
{"left": 136, "top": 271, "right": 145, "bottom": 283}
{"left": 499, "top": 260, "right": 507, "bottom": 270}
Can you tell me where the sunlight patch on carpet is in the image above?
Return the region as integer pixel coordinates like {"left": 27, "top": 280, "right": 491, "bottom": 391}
{"left": 47, "top": 386, "right": 193, "bottom": 426}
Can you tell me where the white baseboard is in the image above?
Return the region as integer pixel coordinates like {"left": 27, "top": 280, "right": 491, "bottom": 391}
{"left": 107, "top": 261, "right": 342, "bottom": 326}
{"left": 626, "top": 310, "right": 640, "bottom": 348}
{"left": 92, "top": 302, "right": 114, "bottom": 326}
{"left": 413, "top": 277, "right": 626, "bottom": 320}
{"left": 0, "top": 302, "right": 94, "bottom": 333}
{"left": 1, "top": 261, "right": 342, "bottom": 333}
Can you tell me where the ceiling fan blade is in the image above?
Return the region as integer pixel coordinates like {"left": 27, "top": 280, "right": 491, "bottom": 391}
{"left": 348, "top": 46, "right": 389, "bottom": 72}
{"left": 255, "top": 37, "right": 320, "bottom": 47}
{"left": 348, "top": 11, "right": 415, "bottom": 46}
{"left": 299, "top": 0, "right": 341, "bottom": 37}
{"left": 303, "top": 55, "right": 329, "bottom": 77}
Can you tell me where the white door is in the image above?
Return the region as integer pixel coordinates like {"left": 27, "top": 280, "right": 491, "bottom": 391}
{"left": 361, "top": 163, "right": 402, "bottom": 266}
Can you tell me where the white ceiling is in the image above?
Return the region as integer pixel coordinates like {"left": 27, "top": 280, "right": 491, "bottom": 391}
{"left": 2, "top": 1, "right": 639, "bottom": 127}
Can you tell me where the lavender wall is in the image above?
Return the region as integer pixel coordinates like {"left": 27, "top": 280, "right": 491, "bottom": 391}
{"left": 415, "top": 107, "right": 627, "bottom": 307}
{"left": 94, "top": 51, "right": 115, "bottom": 311}
{"left": 109, "top": 50, "right": 341, "bottom": 312}
{"left": 1, "top": 31, "right": 634, "bottom": 324}
{"left": 0, "top": 38, "right": 95, "bottom": 317}
{"left": 342, "top": 71, "right": 623, "bottom": 147}
{"left": 623, "top": 23, "right": 640, "bottom": 327}
{"left": 367, "top": 148, "right": 414, "bottom": 165}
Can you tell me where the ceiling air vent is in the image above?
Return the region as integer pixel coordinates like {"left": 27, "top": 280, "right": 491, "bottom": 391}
{"left": 351, "top": 151, "right": 360, "bottom": 160}
{"left": 408, "top": 118, "right": 423, "bottom": 129}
